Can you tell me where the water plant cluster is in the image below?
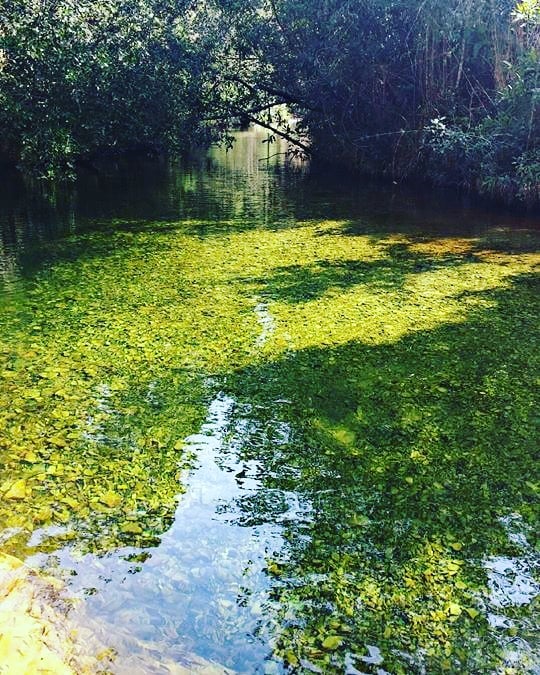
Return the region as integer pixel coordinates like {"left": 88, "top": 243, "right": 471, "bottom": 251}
{"left": 1, "top": 201, "right": 538, "bottom": 671}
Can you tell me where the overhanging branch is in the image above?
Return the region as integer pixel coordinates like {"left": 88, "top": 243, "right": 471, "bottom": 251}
{"left": 243, "top": 113, "right": 311, "bottom": 154}
{"left": 203, "top": 101, "right": 288, "bottom": 122}
{"left": 224, "top": 75, "right": 320, "bottom": 112}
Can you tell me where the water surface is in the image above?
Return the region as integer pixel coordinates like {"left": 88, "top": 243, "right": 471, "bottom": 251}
{"left": 0, "top": 131, "right": 539, "bottom": 674}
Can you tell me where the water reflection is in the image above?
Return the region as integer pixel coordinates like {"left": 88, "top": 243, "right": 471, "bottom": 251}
{"left": 1, "top": 129, "right": 538, "bottom": 282}
{"left": 27, "top": 391, "right": 289, "bottom": 673}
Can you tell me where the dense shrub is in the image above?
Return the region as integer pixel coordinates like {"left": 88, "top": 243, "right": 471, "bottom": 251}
{"left": 0, "top": 0, "right": 218, "bottom": 177}
{"left": 0, "top": 0, "right": 538, "bottom": 204}
{"left": 215, "top": 0, "right": 539, "bottom": 205}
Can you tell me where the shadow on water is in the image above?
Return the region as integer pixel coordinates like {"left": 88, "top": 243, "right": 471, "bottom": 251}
{"left": 219, "top": 275, "right": 539, "bottom": 673}
{"left": 243, "top": 241, "right": 484, "bottom": 304}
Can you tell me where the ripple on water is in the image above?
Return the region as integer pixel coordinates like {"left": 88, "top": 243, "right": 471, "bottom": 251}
{"left": 26, "top": 390, "right": 300, "bottom": 673}
{"left": 483, "top": 514, "right": 540, "bottom": 674}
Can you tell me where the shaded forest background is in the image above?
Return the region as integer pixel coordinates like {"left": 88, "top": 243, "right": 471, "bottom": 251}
{"left": 0, "top": 0, "right": 538, "bottom": 205}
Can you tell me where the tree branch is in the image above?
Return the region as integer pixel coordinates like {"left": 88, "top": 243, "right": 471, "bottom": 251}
{"left": 243, "top": 112, "right": 311, "bottom": 154}
{"left": 203, "top": 101, "right": 288, "bottom": 122}
{"left": 224, "top": 75, "right": 320, "bottom": 112}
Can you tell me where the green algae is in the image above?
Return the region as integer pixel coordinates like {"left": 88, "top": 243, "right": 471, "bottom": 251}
{"left": 0, "top": 189, "right": 539, "bottom": 671}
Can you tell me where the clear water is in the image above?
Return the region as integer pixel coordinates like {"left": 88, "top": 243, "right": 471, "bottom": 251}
{"left": 0, "top": 131, "right": 539, "bottom": 674}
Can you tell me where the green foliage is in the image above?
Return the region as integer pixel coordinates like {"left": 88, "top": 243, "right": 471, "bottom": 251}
{"left": 516, "top": 148, "right": 540, "bottom": 200}
{"left": 0, "top": 0, "right": 537, "bottom": 203}
{"left": 425, "top": 43, "right": 539, "bottom": 203}
{"left": 215, "top": 0, "right": 539, "bottom": 205}
{"left": 0, "top": 0, "right": 218, "bottom": 177}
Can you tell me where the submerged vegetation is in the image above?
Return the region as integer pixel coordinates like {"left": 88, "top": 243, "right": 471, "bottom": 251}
{"left": 0, "top": 0, "right": 538, "bottom": 204}
{"left": 1, "top": 161, "right": 538, "bottom": 670}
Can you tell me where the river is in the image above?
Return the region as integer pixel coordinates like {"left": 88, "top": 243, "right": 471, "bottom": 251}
{"left": 0, "top": 130, "right": 539, "bottom": 674}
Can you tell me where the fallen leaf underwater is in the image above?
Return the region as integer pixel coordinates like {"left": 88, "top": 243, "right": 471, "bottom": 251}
{"left": 0, "top": 135, "right": 539, "bottom": 673}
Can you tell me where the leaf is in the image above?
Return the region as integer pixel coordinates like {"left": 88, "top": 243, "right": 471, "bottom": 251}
{"left": 34, "top": 506, "right": 53, "bottom": 523}
{"left": 284, "top": 650, "right": 299, "bottom": 667}
{"left": 322, "top": 635, "right": 342, "bottom": 650}
{"left": 267, "top": 561, "right": 283, "bottom": 576}
{"left": 61, "top": 496, "right": 79, "bottom": 509}
{"left": 465, "top": 607, "right": 479, "bottom": 619}
{"left": 4, "top": 479, "right": 27, "bottom": 500}
{"left": 49, "top": 436, "right": 67, "bottom": 448}
{"left": 100, "top": 491, "right": 122, "bottom": 508}
{"left": 350, "top": 514, "right": 370, "bottom": 527}
{"left": 121, "top": 522, "right": 142, "bottom": 534}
